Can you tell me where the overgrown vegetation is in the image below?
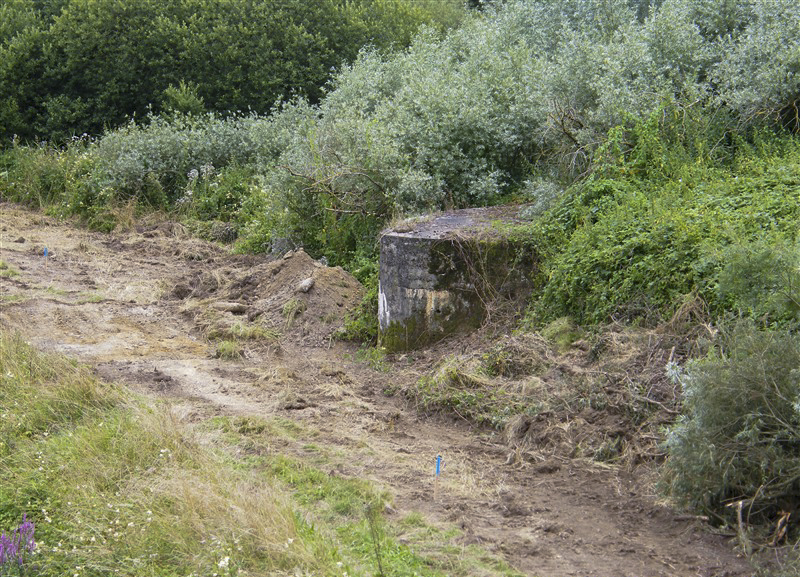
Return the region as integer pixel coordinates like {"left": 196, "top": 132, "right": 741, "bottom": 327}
{"left": 0, "top": 0, "right": 465, "bottom": 142}
{"left": 3, "top": 0, "right": 800, "bottom": 561}
{"left": 529, "top": 128, "right": 800, "bottom": 325}
{"left": 3, "top": 0, "right": 799, "bottom": 270}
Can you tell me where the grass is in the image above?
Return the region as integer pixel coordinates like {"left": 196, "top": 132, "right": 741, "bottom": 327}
{"left": 201, "top": 314, "right": 283, "bottom": 360}
{"left": 407, "top": 357, "right": 529, "bottom": 429}
{"left": 0, "top": 331, "right": 523, "bottom": 577}
{"left": 210, "top": 427, "right": 524, "bottom": 577}
{"left": 282, "top": 297, "right": 306, "bottom": 329}
{"left": 0, "top": 333, "right": 310, "bottom": 577}
{"left": 76, "top": 292, "right": 105, "bottom": 304}
{"left": 214, "top": 339, "right": 243, "bottom": 360}
{"left": 0, "top": 294, "right": 27, "bottom": 305}
{"left": 0, "top": 260, "right": 19, "bottom": 278}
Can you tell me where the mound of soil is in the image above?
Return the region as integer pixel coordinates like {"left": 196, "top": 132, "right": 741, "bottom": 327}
{"left": 168, "top": 248, "right": 364, "bottom": 345}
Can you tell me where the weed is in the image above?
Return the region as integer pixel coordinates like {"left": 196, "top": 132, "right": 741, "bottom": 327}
{"left": 0, "top": 262, "right": 19, "bottom": 278}
{"left": 354, "top": 345, "right": 390, "bottom": 372}
{"left": 214, "top": 339, "right": 243, "bottom": 360}
{"left": 282, "top": 298, "right": 306, "bottom": 329}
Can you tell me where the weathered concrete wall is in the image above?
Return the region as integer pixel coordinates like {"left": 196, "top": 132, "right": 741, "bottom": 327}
{"left": 379, "top": 207, "right": 536, "bottom": 351}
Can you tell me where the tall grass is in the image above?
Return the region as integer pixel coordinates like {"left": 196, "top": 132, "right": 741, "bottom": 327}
{"left": 0, "top": 333, "right": 317, "bottom": 576}
{"left": 0, "top": 333, "right": 513, "bottom": 576}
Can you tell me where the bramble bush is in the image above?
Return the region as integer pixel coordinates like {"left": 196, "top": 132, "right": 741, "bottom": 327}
{"left": 529, "top": 126, "right": 800, "bottom": 325}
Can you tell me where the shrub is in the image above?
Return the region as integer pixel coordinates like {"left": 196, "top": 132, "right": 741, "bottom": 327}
{"left": 662, "top": 322, "right": 800, "bottom": 524}
{"left": 340, "top": 254, "right": 380, "bottom": 343}
{"left": 716, "top": 238, "right": 800, "bottom": 324}
{"left": 531, "top": 129, "right": 800, "bottom": 325}
{"left": 0, "top": 0, "right": 467, "bottom": 142}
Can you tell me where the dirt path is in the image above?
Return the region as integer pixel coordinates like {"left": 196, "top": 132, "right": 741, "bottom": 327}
{"left": 0, "top": 203, "right": 752, "bottom": 577}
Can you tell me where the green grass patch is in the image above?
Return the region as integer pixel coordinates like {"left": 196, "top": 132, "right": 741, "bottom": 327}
{"left": 0, "top": 332, "right": 317, "bottom": 577}
{"left": 213, "top": 339, "right": 243, "bottom": 360}
{"left": 0, "top": 260, "right": 20, "bottom": 278}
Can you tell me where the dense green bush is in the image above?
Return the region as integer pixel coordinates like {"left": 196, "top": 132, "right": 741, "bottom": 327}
{"left": 0, "top": 0, "right": 465, "bottom": 142}
{"left": 662, "top": 322, "right": 800, "bottom": 523}
{"left": 530, "top": 128, "right": 800, "bottom": 325}
{"left": 4, "top": 0, "right": 800, "bottom": 280}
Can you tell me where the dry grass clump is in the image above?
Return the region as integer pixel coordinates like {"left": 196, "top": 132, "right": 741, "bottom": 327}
{"left": 409, "top": 320, "right": 695, "bottom": 466}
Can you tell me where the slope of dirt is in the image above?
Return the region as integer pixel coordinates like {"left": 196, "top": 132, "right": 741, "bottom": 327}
{"left": 0, "top": 203, "right": 753, "bottom": 577}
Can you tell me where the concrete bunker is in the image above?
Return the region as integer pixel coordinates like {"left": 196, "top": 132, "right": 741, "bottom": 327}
{"left": 378, "top": 206, "right": 537, "bottom": 352}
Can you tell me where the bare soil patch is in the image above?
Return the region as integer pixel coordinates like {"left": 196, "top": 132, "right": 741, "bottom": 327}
{"left": 0, "top": 202, "right": 753, "bottom": 576}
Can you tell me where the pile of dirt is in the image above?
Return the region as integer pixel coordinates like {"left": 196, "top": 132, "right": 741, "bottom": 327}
{"left": 168, "top": 249, "right": 364, "bottom": 345}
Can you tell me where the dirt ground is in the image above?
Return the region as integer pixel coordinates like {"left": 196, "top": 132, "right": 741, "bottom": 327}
{"left": 0, "top": 203, "right": 756, "bottom": 577}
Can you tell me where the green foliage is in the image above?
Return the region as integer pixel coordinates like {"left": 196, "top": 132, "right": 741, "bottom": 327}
{"left": 711, "top": 0, "right": 800, "bottom": 132}
{"left": 662, "top": 322, "right": 800, "bottom": 524}
{"left": 716, "top": 239, "right": 800, "bottom": 324}
{"left": 161, "top": 80, "right": 206, "bottom": 118}
{"left": 5, "top": 0, "right": 800, "bottom": 288}
{"left": 233, "top": 0, "right": 800, "bottom": 263}
{"left": 0, "top": 0, "right": 466, "bottom": 143}
{"left": 531, "top": 129, "right": 800, "bottom": 325}
{"left": 341, "top": 254, "right": 380, "bottom": 342}
{"left": 0, "top": 0, "right": 39, "bottom": 45}
{"left": 0, "top": 138, "right": 94, "bottom": 211}
{"left": 540, "top": 317, "right": 582, "bottom": 352}
{"left": 214, "top": 339, "right": 243, "bottom": 360}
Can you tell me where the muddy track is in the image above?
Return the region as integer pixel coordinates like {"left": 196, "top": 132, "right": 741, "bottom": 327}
{"left": 0, "top": 203, "right": 752, "bottom": 577}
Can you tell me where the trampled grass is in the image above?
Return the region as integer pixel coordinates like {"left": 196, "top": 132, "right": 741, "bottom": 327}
{"left": 0, "top": 333, "right": 310, "bottom": 576}
{"left": 0, "top": 332, "right": 520, "bottom": 577}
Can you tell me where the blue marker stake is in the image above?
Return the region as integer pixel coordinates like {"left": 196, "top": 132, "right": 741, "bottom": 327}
{"left": 43, "top": 247, "right": 48, "bottom": 271}
{"left": 434, "top": 455, "right": 443, "bottom": 501}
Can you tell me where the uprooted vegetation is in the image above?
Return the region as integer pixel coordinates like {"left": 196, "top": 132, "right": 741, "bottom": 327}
{"left": 403, "top": 317, "right": 701, "bottom": 465}
{"left": 2, "top": 0, "right": 800, "bottom": 573}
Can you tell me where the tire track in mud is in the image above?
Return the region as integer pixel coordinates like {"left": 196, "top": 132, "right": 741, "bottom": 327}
{"left": 0, "top": 204, "right": 752, "bottom": 577}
